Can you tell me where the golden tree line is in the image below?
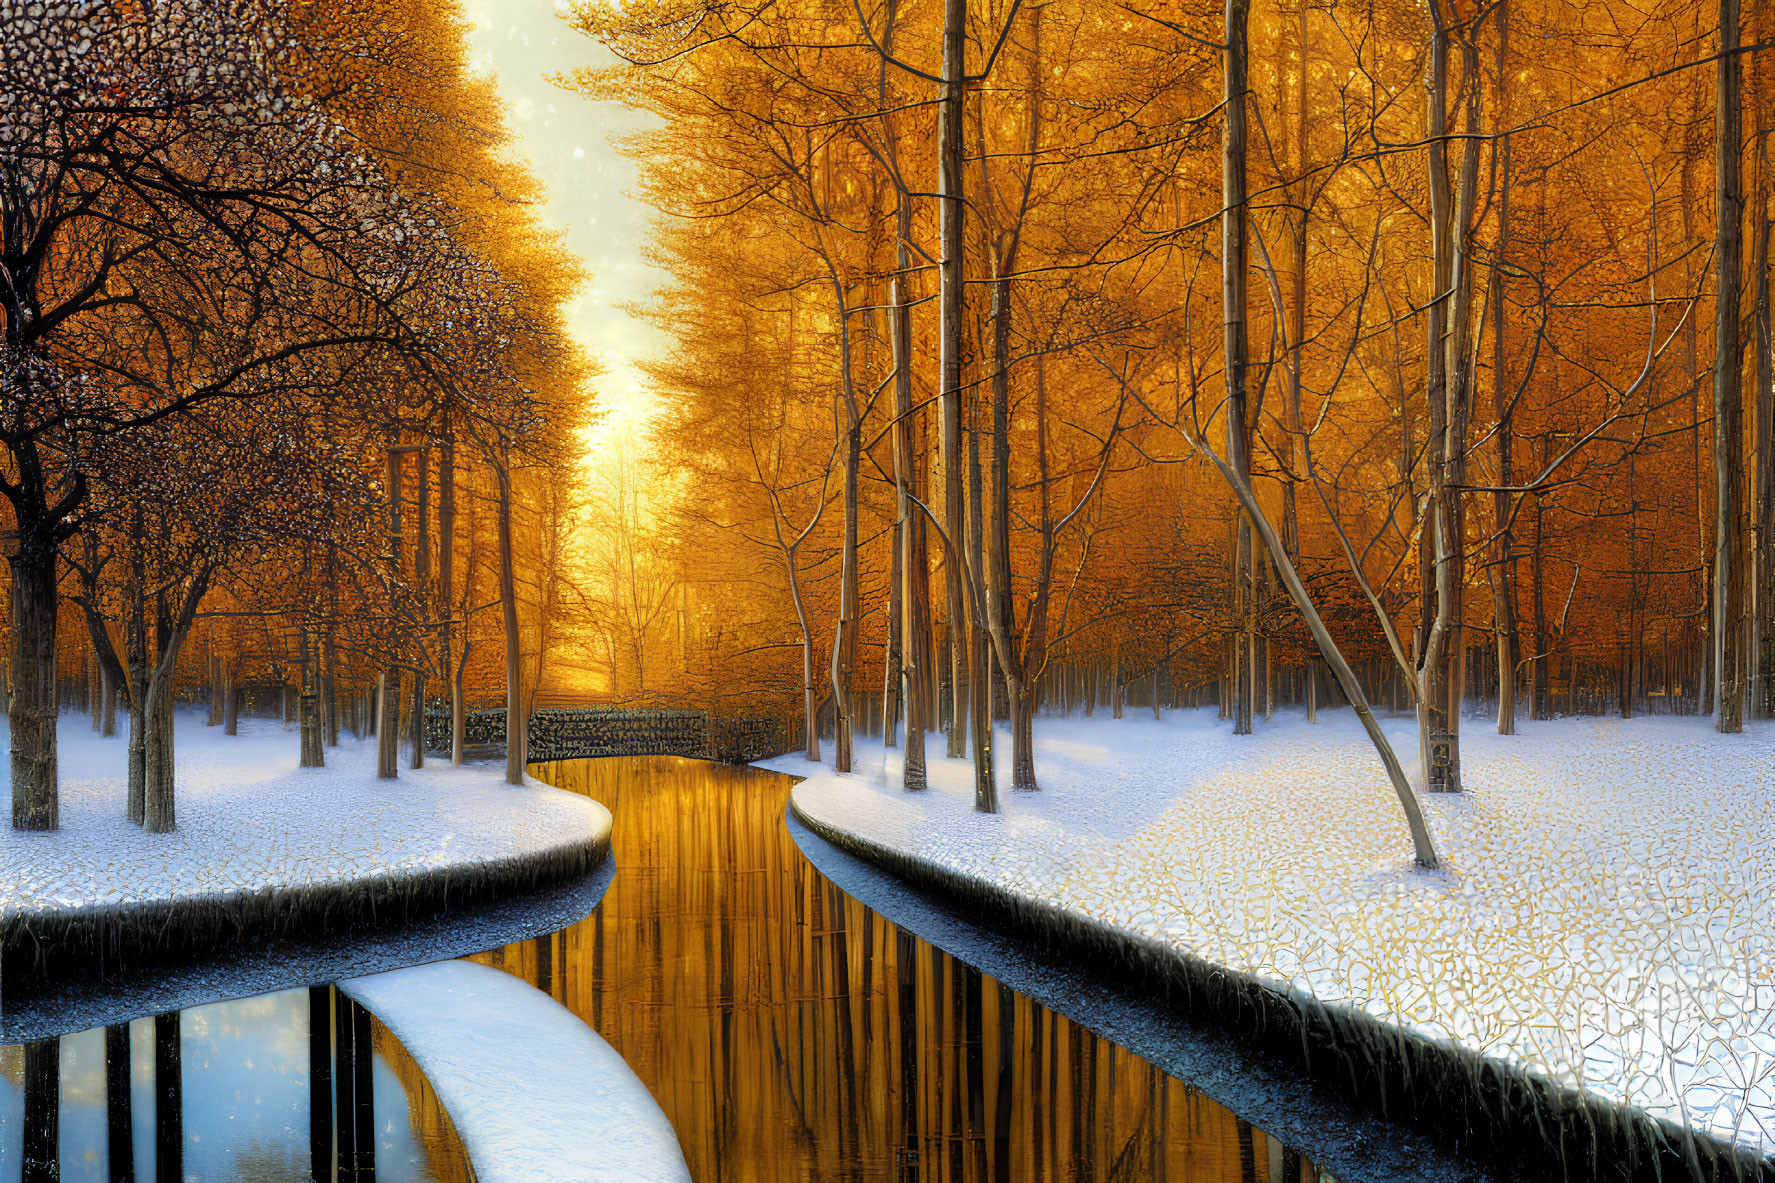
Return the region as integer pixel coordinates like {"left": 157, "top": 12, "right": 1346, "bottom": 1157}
{"left": 567, "top": 0, "right": 1770, "bottom": 855}
{"left": 0, "top": 0, "right": 593, "bottom": 831}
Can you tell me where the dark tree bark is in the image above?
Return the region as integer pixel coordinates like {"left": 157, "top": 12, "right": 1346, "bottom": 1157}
{"left": 1489, "top": 1, "right": 1521, "bottom": 735}
{"left": 299, "top": 623, "right": 324, "bottom": 768}
{"left": 1717, "top": 0, "right": 1748, "bottom": 732}
{"left": 22, "top": 1037, "right": 58, "bottom": 1183}
{"left": 154, "top": 1012, "right": 181, "bottom": 1183}
{"left": 887, "top": 111, "right": 927, "bottom": 785}
{"left": 495, "top": 446, "right": 526, "bottom": 784}
{"left": 411, "top": 447, "right": 430, "bottom": 769}
{"left": 9, "top": 525, "right": 61, "bottom": 829}
{"left": 379, "top": 448, "right": 403, "bottom": 778}
{"left": 107, "top": 1023, "right": 133, "bottom": 1183}
{"left": 1224, "top": 0, "right": 1254, "bottom": 739}
{"left": 939, "top": 0, "right": 970, "bottom": 764}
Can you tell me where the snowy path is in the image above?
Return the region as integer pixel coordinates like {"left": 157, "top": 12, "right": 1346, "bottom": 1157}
{"left": 0, "top": 713, "right": 609, "bottom": 931}
{"left": 341, "top": 959, "right": 691, "bottom": 1182}
{"left": 767, "top": 710, "right": 1775, "bottom": 1159}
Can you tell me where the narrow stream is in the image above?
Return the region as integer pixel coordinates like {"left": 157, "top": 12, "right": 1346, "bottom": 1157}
{"left": 4, "top": 755, "right": 1334, "bottom": 1181}
{"left": 479, "top": 756, "right": 1328, "bottom": 1183}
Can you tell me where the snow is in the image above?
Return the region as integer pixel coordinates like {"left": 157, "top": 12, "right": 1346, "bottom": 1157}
{"left": 0, "top": 711, "right": 610, "bottom": 930}
{"left": 766, "top": 709, "right": 1775, "bottom": 1158}
{"left": 340, "top": 959, "right": 691, "bottom": 1183}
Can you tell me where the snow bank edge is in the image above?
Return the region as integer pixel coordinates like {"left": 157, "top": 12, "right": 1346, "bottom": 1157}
{"left": 787, "top": 777, "right": 1774, "bottom": 1181}
{"left": 0, "top": 795, "right": 613, "bottom": 979}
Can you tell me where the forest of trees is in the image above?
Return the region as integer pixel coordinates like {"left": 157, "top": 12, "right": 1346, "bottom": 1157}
{"left": 7, "top": 0, "right": 1768, "bottom": 847}
{"left": 0, "top": 1, "right": 592, "bottom": 832}
{"left": 557, "top": 0, "right": 1775, "bottom": 838}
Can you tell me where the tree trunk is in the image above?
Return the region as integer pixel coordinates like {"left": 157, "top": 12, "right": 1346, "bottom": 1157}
{"left": 967, "top": 378, "right": 996, "bottom": 809}
{"left": 9, "top": 541, "right": 58, "bottom": 830}
{"left": 1224, "top": 0, "right": 1254, "bottom": 739}
{"left": 1206, "top": 446, "right": 1439, "bottom": 866}
{"left": 377, "top": 671, "right": 399, "bottom": 778}
{"left": 1490, "top": 2, "right": 1520, "bottom": 735}
{"left": 1717, "top": 0, "right": 1748, "bottom": 732}
{"left": 891, "top": 182, "right": 927, "bottom": 785}
{"left": 411, "top": 447, "right": 430, "bottom": 769}
{"left": 1418, "top": 0, "right": 1479, "bottom": 791}
{"left": 379, "top": 448, "right": 403, "bottom": 777}
{"left": 206, "top": 635, "right": 222, "bottom": 727}
{"left": 155, "top": 1011, "right": 182, "bottom": 1183}
{"left": 1754, "top": 0, "right": 1774, "bottom": 718}
{"left": 496, "top": 448, "right": 526, "bottom": 783}
{"left": 830, "top": 302, "right": 861, "bottom": 775}
{"left": 224, "top": 658, "right": 237, "bottom": 736}
{"left": 144, "top": 671, "right": 175, "bottom": 834}
{"left": 300, "top": 625, "right": 324, "bottom": 768}
{"left": 939, "top": 0, "right": 969, "bottom": 762}
{"left": 22, "top": 1038, "right": 58, "bottom": 1183}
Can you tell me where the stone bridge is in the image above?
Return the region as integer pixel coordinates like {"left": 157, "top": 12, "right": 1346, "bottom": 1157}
{"left": 425, "top": 706, "right": 789, "bottom": 765}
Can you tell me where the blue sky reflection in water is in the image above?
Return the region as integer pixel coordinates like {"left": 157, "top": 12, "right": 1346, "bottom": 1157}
{"left": 0, "top": 988, "right": 449, "bottom": 1181}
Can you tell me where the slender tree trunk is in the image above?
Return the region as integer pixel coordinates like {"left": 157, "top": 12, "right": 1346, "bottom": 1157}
{"left": 379, "top": 448, "right": 403, "bottom": 778}
{"left": 1225, "top": 0, "right": 1254, "bottom": 739}
{"left": 125, "top": 511, "right": 149, "bottom": 825}
{"left": 891, "top": 178, "right": 927, "bottom": 787}
{"left": 967, "top": 377, "right": 995, "bottom": 808}
{"left": 206, "top": 633, "right": 222, "bottom": 727}
{"left": 495, "top": 448, "right": 526, "bottom": 783}
{"left": 322, "top": 637, "right": 338, "bottom": 748}
{"left": 411, "top": 447, "right": 430, "bottom": 769}
{"left": 1011, "top": 352, "right": 1056, "bottom": 791}
{"left": 1206, "top": 448, "right": 1440, "bottom": 866}
{"left": 829, "top": 289, "right": 861, "bottom": 775}
{"left": 1285, "top": 0, "right": 1311, "bottom": 730}
{"left": 1490, "top": 3, "right": 1520, "bottom": 735}
{"left": 939, "top": 0, "right": 969, "bottom": 761}
{"left": 223, "top": 658, "right": 237, "bottom": 736}
{"left": 1419, "top": 0, "right": 1479, "bottom": 791}
{"left": 884, "top": 473, "right": 903, "bottom": 750}
{"left": 1717, "top": 0, "right": 1748, "bottom": 732}
{"left": 440, "top": 436, "right": 459, "bottom": 765}
{"left": 1754, "top": 9, "right": 1774, "bottom": 718}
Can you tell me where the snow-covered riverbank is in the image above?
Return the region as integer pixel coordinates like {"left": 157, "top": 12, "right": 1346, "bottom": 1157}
{"left": 765, "top": 708, "right": 1775, "bottom": 1161}
{"left": 0, "top": 712, "right": 609, "bottom": 962}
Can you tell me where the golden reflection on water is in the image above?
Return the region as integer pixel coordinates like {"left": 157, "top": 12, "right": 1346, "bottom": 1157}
{"left": 474, "top": 756, "right": 1327, "bottom": 1183}
{"left": 372, "top": 1014, "right": 474, "bottom": 1183}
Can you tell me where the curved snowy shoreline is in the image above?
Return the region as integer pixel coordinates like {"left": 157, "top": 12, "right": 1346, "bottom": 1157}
{"left": 0, "top": 714, "right": 611, "bottom": 977}
{"left": 775, "top": 711, "right": 1775, "bottom": 1178}
{"left": 341, "top": 959, "right": 691, "bottom": 1183}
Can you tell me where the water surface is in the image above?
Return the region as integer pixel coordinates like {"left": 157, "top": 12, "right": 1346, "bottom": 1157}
{"left": 483, "top": 756, "right": 1328, "bottom": 1182}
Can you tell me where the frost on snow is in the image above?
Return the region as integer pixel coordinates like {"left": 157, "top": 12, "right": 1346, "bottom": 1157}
{"left": 341, "top": 959, "right": 692, "bottom": 1183}
{"left": 770, "top": 710, "right": 1775, "bottom": 1155}
{"left": 0, "top": 712, "right": 610, "bottom": 926}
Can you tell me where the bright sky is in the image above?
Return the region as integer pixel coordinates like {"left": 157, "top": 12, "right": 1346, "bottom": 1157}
{"left": 463, "top": 0, "right": 666, "bottom": 445}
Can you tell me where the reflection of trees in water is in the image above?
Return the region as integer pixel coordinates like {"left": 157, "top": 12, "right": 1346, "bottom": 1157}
{"left": 485, "top": 756, "right": 1326, "bottom": 1182}
{"left": 2, "top": 993, "right": 472, "bottom": 1182}
{"left": 373, "top": 1013, "right": 473, "bottom": 1183}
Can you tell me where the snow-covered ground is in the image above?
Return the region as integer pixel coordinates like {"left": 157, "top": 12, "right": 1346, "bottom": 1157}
{"left": 342, "top": 959, "right": 691, "bottom": 1182}
{"left": 0, "top": 711, "right": 609, "bottom": 929}
{"left": 766, "top": 709, "right": 1775, "bottom": 1158}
